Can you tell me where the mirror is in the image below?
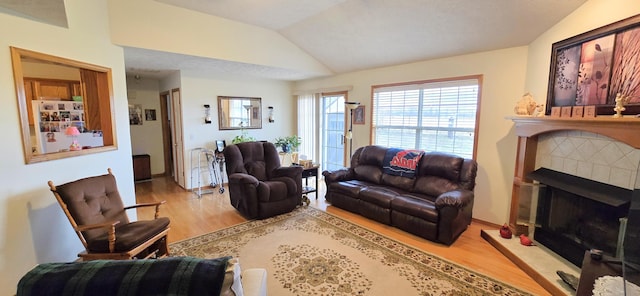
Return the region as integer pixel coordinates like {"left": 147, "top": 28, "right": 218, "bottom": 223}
{"left": 10, "top": 47, "right": 117, "bottom": 164}
{"left": 218, "top": 96, "right": 262, "bottom": 130}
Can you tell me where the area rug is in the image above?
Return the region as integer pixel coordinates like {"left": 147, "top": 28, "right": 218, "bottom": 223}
{"left": 170, "top": 207, "right": 532, "bottom": 295}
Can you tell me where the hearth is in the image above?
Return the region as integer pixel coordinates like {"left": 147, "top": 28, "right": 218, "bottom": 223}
{"left": 528, "top": 168, "right": 632, "bottom": 267}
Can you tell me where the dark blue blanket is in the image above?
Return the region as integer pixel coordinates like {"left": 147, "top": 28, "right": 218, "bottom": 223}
{"left": 17, "top": 256, "right": 231, "bottom": 296}
{"left": 382, "top": 148, "right": 424, "bottom": 178}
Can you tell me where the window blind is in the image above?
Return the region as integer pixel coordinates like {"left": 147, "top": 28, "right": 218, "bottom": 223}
{"left": 372, "top": 78, "right": 480, "bottom": 159}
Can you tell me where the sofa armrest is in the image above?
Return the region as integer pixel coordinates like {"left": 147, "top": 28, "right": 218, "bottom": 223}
{"left": 322, "top": 169, "right": 353, "bottom": 183}
{"left": 241, "top": 268, "right": 268, "bottom": 296}
{"left": 273, "top": 166, "right": 303, "bottom": 179}
{"left": 435, "top": 189, "right": 473, "bottom": 209}
{"left": 229, "top": 173, "right": 259, "bottom": 186}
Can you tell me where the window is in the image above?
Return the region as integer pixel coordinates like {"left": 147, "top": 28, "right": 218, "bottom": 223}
{"left": 11, "top": 47, "right": 117, "bottom": 164}
{"left": 372, "top": 76, "right": 481, "bottom": 159}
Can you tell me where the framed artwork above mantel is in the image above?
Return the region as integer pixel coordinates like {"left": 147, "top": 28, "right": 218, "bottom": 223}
{"left": 546, "top": 13, "right": 640, "bottom": 116}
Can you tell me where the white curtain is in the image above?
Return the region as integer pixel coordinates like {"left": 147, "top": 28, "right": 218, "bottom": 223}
{"left": 297, "top": 94, "right": 317, "bottom": 162}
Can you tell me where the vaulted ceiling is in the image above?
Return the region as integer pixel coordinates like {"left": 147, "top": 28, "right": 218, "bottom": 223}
{"left": 1, "top": 0, "right": 588, "bottom": 80}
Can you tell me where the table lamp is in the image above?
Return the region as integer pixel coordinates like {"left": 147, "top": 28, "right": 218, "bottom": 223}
{"left": 65, "top": 126, "right": 81, "bottom": 151}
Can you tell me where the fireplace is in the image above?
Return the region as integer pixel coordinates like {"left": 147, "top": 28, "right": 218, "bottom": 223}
{"left": 528, "top": 168, "right": 632, "bottom": 267}
{"left": 492, "top": 116, "right": 640, "bottom": 295}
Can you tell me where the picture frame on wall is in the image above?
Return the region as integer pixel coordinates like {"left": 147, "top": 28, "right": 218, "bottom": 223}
{"left": 145, "top": 109, "right": 156, "bottom": 121}
{"left": 129, "top": 104, "right": 143, "bottom": 125}
{"left": 546, "top": 14, "right": 640, "bottom": 115}
{"left": 353, "top": 105, "right": 365, "bottom": 125}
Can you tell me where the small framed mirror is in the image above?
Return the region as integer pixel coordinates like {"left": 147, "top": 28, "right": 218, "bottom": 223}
{"left": 218, "top": 96, "right": 262, "bottom": 130}
{"left": 10, "top": 47, "right": 117, "bottom": 164}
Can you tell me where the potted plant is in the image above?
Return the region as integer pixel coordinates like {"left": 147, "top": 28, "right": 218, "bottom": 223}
{"left": 274, "top": 135, "right": 301, "bottom": 153}
{"left": 232, "top": 123, "right": 256, "bottom": 144}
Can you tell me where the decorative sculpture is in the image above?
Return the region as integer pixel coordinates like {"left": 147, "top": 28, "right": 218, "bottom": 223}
{"left": 613, "top": 93, "right": 630, "bottom": 118}
{"left": 533, "top": 103, "right": 545, "bottom": 117}
{"left": 514, "top": 92, "right": 538, "bottom": 116}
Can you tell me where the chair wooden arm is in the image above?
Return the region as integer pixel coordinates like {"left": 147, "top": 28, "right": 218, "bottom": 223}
{"left": 124, "top": 200, "right": 166, "bottom": 219}
{"left": 75, "top": 221, "right": 120, "bottom": 253}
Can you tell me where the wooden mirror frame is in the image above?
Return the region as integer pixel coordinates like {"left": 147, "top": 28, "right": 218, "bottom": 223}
{"left": 10, "top": 47, "right": 117, "bottom": 164}
{"left": 217, "top": 96, "right": 262, "bottom": 130}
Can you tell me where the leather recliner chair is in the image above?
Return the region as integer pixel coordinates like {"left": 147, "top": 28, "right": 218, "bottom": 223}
{"left": 223, "top": 141, "right": 303, "bottom": 219}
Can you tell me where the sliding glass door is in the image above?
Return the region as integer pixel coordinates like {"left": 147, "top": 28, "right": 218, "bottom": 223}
{"left": 321, "top": 92, "right": 347, "bottom": 171}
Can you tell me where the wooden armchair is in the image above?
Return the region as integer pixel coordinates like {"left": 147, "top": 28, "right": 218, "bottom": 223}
{"left": 48, "top": 168, "right": 170, "bottom": 260}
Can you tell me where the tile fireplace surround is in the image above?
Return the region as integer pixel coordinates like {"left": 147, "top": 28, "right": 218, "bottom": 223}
{"left": 485, "top": 116, "right": 640, "bottom": 296}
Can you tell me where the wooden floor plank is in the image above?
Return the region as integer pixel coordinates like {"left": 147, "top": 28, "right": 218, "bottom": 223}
{"left": 135, "top": 176, "right": 550, "bottom": 295}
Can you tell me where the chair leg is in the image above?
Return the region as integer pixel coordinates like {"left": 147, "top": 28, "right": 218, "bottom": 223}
{"left": 158, "top": 236, "right": 170, "bottom": 258}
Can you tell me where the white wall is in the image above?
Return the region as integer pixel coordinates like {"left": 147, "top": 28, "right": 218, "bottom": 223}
{"left": 178, "top": 72, "right": 295, "bottom": 189}
{"left": 128, "top": 76, "right": 166, "bottom": 175}
{"left": 0, "top": 1, "right": 134, "bottom": 294}
{"left": 295, "top": 47, "right": 529, "bottom": 224}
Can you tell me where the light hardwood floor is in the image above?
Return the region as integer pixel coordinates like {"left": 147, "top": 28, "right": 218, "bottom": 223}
{"left": 135, "top": 176, "right": 550, "bottom": 295}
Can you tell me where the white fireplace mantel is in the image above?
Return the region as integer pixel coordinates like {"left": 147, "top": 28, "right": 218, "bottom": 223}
{"left": 508, "top": 116, "right": 640, "bottom": 148}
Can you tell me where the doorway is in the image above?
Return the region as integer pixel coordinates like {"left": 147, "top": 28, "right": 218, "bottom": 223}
{"left": 320, "top": 92, "right": 348, "bottom": 171}
{"left": 170, "top": 88, "right": 185, "bottom": 188}
{"left": 160, "top": 91, "right": 172, "bottom": 177}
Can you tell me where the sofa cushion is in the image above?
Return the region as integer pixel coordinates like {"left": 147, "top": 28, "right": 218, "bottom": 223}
{"left": 417, "top": 152, "right": 463, "bottom": 181}
{"left": 359, "top": 187, "right": 398, "bottom": 208}
{"left": 258, "top": 181, "right": 288, "bottom": 202}
{"left": 390, "top": 195, "right": 438, "bottom": 223}
{"left": 332, "top": 181, "right": 367, "bottom": 197}
{"left": 246, "top": 161, "right": 268, "bottom": 181}
{"left": 356, "top": 145, "right": 387, "bottom": 166}
{"left": 353, "top": 165, "right": 382, "bottom": 184}
{"left": 381, "top": 173, "right": 415, "bottom": 191}
{"left": 412, "top": 176, "right": 461, "bottom": 197}
{"left": 87, "top": 217, "right": 170, "bottom": 253}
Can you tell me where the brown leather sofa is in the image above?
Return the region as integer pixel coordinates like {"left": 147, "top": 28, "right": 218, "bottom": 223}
{"left": 322, "top": 145, "right": 478, "bottom": 245}
{"left": 224, "top": 141, "right": 303, "bottom": 219}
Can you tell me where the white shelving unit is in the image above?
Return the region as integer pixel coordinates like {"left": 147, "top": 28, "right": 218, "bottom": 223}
{"left": 32, "top": 100, "right": 103, "bottom": 154}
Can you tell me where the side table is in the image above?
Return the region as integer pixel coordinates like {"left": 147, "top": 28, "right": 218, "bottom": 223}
{"left": 576, "top": 250, "right": 640, "bottom": 295}
{"left": 132, "top": 154, "right": 151, "bottom": 182}
{"left": 300, "top": 165, "right": 319, "bottom": 206}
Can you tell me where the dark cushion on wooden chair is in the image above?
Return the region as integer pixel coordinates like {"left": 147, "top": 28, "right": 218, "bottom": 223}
{"left": 87, "top": 217, "right": 170, "bottom": 253}
{"left": 50, "top": 169, "right": 171, "bottom": 260}
{"left": 55, "top": 173, "right": 129, "bottom": 242}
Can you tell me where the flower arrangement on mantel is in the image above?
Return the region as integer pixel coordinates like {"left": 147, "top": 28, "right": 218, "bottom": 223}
{"left": 274, "top": 135, "right": 301, "bottom": 153}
